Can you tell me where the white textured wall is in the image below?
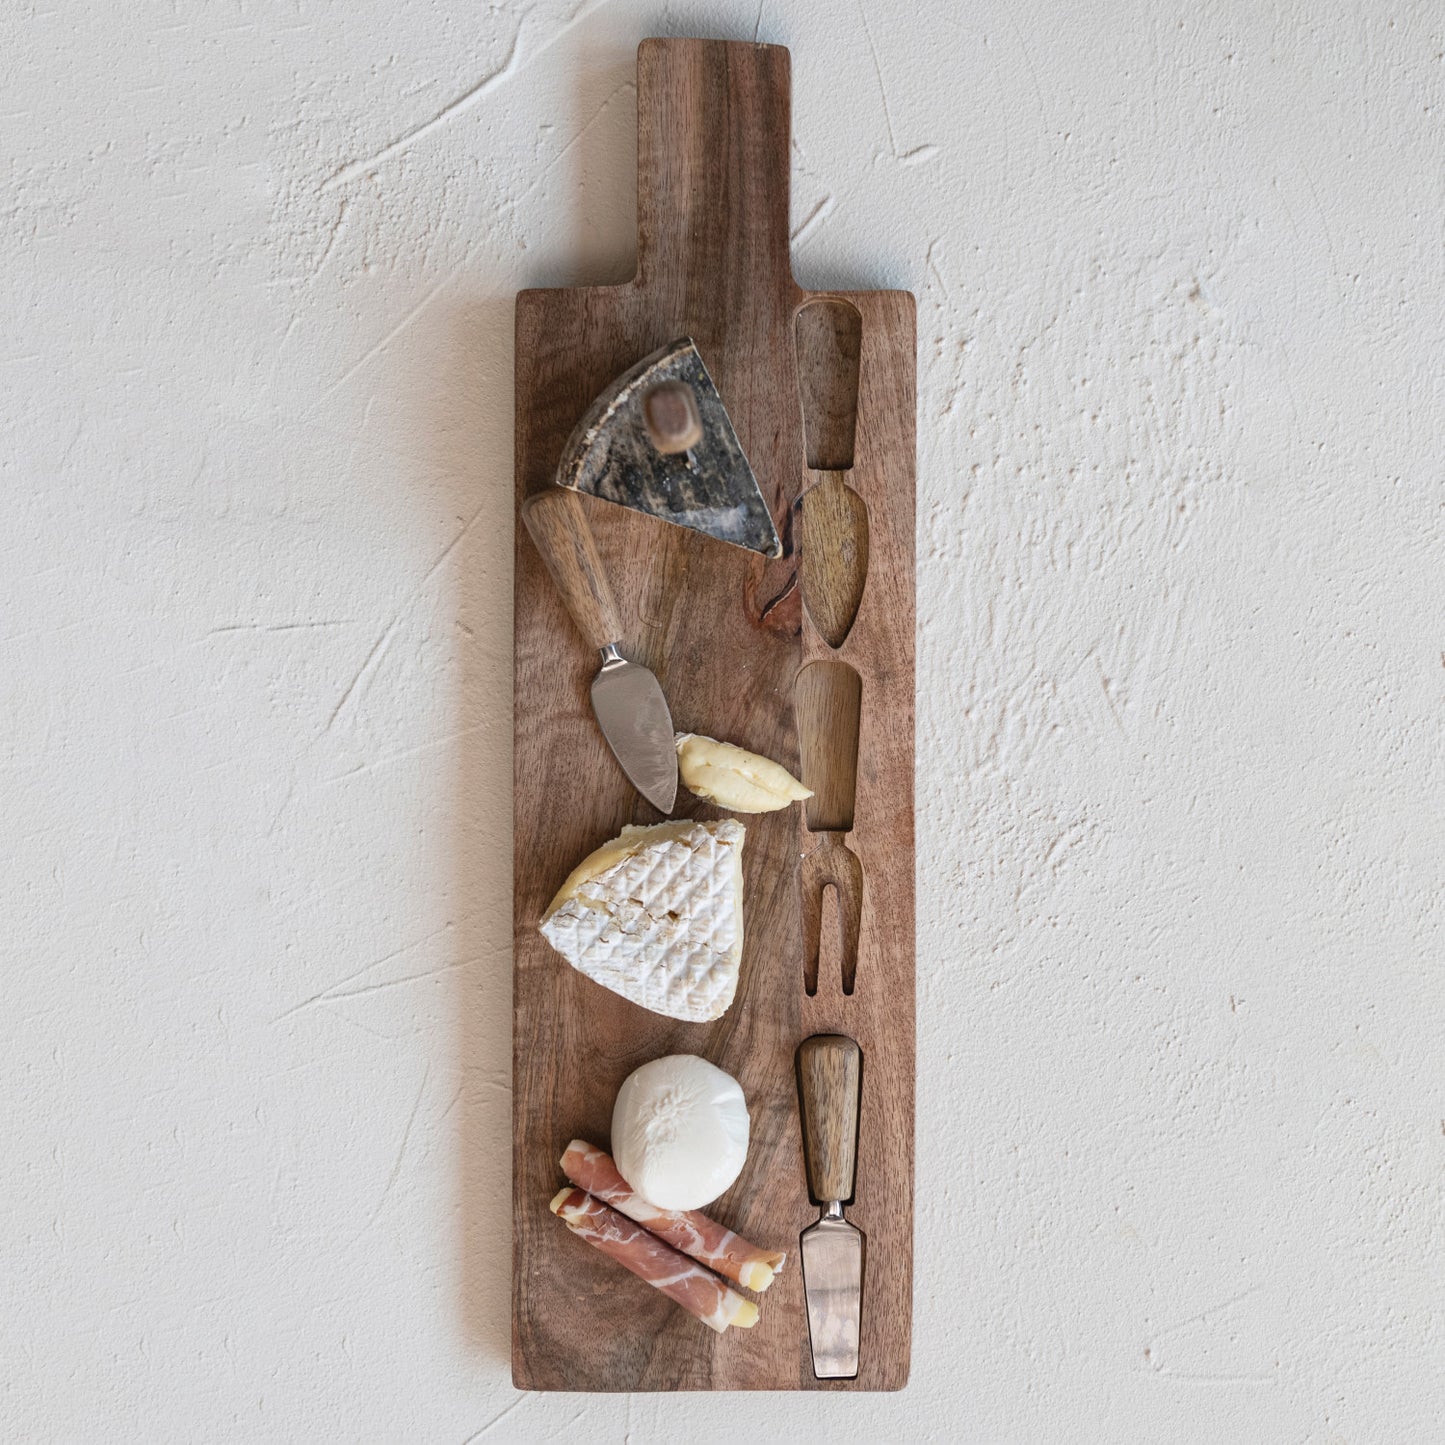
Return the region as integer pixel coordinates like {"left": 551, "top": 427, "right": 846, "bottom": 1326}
{"left": 4, "top": 1, "right": 1443, "bottom": 1439}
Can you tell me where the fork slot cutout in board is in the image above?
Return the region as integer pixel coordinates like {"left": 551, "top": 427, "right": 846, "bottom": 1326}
{"left": 795, "top": 659, "right": 864, "bottom": 996}
{"left": 802, "top": 835, "right": 864, "bottom": 997}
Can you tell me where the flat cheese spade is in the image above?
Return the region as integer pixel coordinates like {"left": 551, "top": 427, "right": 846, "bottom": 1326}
{"left": 797, "top": 1033, "right": 865, "bottom": 1379}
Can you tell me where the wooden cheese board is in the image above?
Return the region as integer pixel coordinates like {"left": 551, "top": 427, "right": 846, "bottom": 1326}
{"left": 511, "top": 36, "right": 915, "bottom": 1391}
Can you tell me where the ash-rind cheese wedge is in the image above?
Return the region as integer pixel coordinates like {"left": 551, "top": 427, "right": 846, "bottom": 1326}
{"left": 539, "top": 820, "right": 745, "bottom": 1022}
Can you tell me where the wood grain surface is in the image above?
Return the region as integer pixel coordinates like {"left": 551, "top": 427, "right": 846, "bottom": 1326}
{"left": 799, "top": 474, "right": 869, "bottom": 647}
{"left": 796, "top": 659, "right": 863, "bottom": 833}
{"left": 797, "top": 1034, "right": 863, "bottom": 1205}
{"left": 512, "top": 37, "right": 915, "bottom": 1391}
{"left": 519, "top": 489, "right": 623, "bottom": 652}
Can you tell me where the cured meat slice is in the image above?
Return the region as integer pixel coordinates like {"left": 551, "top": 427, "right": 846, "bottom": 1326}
{"left": 560, "top": 1139, "right": 786, "bottom": 1292}
{"left": 549, "top": 1187, "right": 759, "bottom": 1333}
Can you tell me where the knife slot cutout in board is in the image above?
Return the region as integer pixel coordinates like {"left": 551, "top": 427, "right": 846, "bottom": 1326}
{"left": 796, "top": 298, "right": 868, "bottom": 649}
{"left": 796, "top": 298, "right": 862, "bottom": 471}
{"left": 796, "top": 660, "right": 861, "bottom": 833}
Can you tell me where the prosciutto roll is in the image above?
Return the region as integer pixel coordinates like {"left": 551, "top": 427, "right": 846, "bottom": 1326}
{"left": 549, "top": 1187, "right": 759, "bottom": 1334}
{"left": 561, "top": 1140, "right": 786, "bottom": 1292}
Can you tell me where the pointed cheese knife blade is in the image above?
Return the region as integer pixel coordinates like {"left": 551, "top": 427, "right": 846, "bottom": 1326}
{"left": 590, "top": 644, "right": 677, "bottom": 813}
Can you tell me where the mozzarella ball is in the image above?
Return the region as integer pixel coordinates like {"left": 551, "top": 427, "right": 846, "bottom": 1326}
{"left": 611, "top": 1054, "right": 750, "bottom": 1210}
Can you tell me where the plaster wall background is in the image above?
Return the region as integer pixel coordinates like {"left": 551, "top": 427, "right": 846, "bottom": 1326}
{"left": 4, "top": 1, "right": 1443, "bottom": 1439}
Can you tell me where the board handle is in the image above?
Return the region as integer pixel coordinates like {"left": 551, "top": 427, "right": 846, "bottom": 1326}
{"left": 797, "top": 1033, "right": 862, "bottom": 1205}
{"left": 521, "top": 488, "right": 622, "bottom": 653}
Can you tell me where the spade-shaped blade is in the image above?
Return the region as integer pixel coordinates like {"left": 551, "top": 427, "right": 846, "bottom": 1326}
{"left": 801, "top": 1212, "right": 864, "bottom": 1380}
{"left": 556, "top": 338, "right": 783, "bottom": 557}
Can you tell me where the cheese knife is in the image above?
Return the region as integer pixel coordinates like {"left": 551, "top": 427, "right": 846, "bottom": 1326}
{"left": 797, "top": 1032, "right": 865, "bottom": 1379}
{"left": 521, "top": 486, "right": 678, "bottom": 813}
{"left": 522, "top": 339, "right": 782, "bottom": 813}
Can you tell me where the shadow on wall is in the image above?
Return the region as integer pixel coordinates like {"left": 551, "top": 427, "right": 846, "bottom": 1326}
{"left": 436, "top": 40, "right": 640, "bottom": 1368}
{"left": 429, "top": 291, "right": 515, "bottom": 1370}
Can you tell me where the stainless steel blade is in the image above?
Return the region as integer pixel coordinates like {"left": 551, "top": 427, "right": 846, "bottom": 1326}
{"left": 590, "top": 644, "right": 677, "bottom": 813}
{"left": 800, "top": 1209, "right": 864, "bottom": 1379}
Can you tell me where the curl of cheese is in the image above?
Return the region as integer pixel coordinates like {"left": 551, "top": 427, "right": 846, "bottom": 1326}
{"left": 675, "top": 733, "right": 812, "bottom": 813}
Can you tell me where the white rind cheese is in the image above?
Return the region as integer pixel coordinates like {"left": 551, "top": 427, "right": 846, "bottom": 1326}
{"left": 539, "top": 820, "right": 746, "bottom": 1022}
{"left": 611, "top": 1055, "right": 751, "bottom": 1210}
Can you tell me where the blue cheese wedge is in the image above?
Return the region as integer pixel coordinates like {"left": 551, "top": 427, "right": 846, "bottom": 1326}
{"left": 539, "top": 820, "right": 745, "bottom": 1021}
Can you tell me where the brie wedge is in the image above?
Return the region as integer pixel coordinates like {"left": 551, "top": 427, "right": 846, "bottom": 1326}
{"left": 540, "top": 820, "right": 746, "bottom": 1021}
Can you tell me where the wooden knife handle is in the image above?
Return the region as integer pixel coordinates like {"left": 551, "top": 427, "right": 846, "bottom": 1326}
{"left": 797, "top": 1033, "right": 862, "bottom": 1205}
{"left": 521, "top": 488, "right": 622, "bottom": 652}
